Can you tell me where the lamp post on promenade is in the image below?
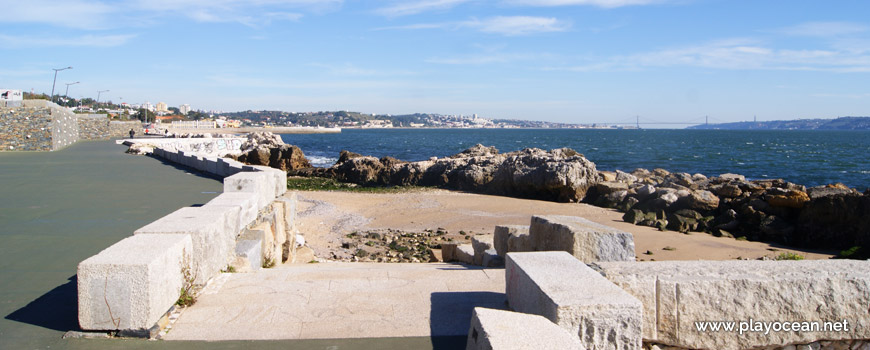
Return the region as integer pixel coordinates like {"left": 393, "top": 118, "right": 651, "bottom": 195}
{"left": 50, "top": 66, "right": 73, "bottom": 103}
{"left": 64, "top": 82, "right": 80, "bottom": 101}
{"left": 96, "top": 90, "right": 109, "bottom": 109}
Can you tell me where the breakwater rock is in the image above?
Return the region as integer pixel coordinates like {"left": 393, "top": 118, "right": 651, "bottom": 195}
{"left": 586, "top": 168, "right": 869, "bottom": 252}
{"left": 227, "top": 132, "right": 311, "bottom": 171}
{"left": 293, "top": 144, "right": 599, "bottom": 202}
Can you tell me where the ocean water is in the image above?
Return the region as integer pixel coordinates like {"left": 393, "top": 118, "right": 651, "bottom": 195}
{"left": 282, "top": 129, "right": 870, "bottom": 189}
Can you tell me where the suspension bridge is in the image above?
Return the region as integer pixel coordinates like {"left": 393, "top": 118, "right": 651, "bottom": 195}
{"left": 590, "top": 115, "right": 743, "bottom": 128}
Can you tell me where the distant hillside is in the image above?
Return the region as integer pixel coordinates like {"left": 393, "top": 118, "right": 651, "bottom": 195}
{"left": 688, "top": 116, "right": 870, "bottom": 130}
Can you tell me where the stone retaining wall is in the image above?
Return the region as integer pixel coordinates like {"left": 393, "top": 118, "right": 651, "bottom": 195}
{"left": 77, "top": 143, "right": 293, "bottom": 336}
{"left": 0, "top": 100, "right": 78, "bottom": 151}
{"left": 78, "top": 116, "right": 143, "bottom": 140}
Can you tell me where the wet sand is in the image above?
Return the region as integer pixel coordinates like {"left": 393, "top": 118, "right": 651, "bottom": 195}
{"left": 295, "top": 189, "right": 836, "bottom": 261}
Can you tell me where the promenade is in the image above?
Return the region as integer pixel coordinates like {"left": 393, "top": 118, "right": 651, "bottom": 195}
{"left": 164, "top": 263, "right": 505, "bottom": 341}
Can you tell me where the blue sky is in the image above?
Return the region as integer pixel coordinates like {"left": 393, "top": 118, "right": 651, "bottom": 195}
{"left": 1, "top": 0, "right": 868, "bottom": 124}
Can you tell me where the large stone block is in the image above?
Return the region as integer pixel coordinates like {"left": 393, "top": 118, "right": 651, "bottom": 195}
{"left": 248, "top": 165, "right": 288, "bottom": 198}
{"left": 276, "top": 191, "right": 298, "bottom": 232}
{"left": 455, "top": 244, "right": 475, "bottom": 264}
{"left": 203, "top": 192, "right": 259, "bottom": 233}
{"left": 506, "top": 252, "right": 642, "bottom": 350}
{"left": 223, "top": 172, "right": 274, "bottom": 209}
{"left": 233, "top": 239, "right": 262, "bottom": 272}
{"left": 493, "top": 225, "right": 531, "bottom": 257}
{"left": 466, "top": 307, "right": 584, "bottom": 350}
{"left": 597, "top": 260, "right": 870, "bottom": 350}
{"left": 134, "top": 206, "right": 240, "bottom": 284}
{"left": 472, "top": 235, "right": 494, "bottom": 266}
{"left": 78, "top": 234, "right": 192, "bottom": 332}
{"left": 530, "top": 215, "right": 635, "bottom": 262}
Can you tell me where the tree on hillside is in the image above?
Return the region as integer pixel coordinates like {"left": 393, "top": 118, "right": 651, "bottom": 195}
{"left": 134, "top": 109, "right": 155, "bottom": 123}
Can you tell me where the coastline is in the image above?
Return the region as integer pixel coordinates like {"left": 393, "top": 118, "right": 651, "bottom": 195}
{"left": 167, "top": 126, "right": 341, "bottom": 134}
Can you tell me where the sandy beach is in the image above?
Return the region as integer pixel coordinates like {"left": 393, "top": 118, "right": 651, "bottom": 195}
{"left": 293, "top": 188, "right": 835, "bottom": 262}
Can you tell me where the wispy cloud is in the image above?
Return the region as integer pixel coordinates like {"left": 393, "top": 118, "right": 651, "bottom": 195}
{"left": 505, "top": 0, "right": 669, "bottom": 8}
{"left": 0, "top": 0, "right": 115, "bottom": 30}
{"left": 0, "top": 34, "right": 137, "bottom": 48}
{"left": 374, "top": 0, "right": 472, "bottom": 17}
{"left": 427, "top": 52, "right": 552, "bottom": 64}
{"left": 548, "top": 38, "right": 870, "bottom": 73}
{"left": 777, "top": 21, "right": 869, "bottom": 38}
{"left": 468, "top": 16, "right": 569, "bottom": 35}
{"left": 375, "top": 16, "right": 569, "bottom": 36}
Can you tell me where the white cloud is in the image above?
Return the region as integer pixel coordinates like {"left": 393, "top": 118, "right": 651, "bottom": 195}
{"left": 550, "top": 38, "right": 870, "bottom": 72}
{"left": 375, "top": 16, "right": 569, "bottom": 36}
{"left": 0, "top": 34, "right": 136, "bottom": 48}
{"left": 0, "top": 0, "right": 115, "bottom": 29}
{"left": 505, "top": 0, "right": 667, "bottom": 8}
{"left": 778, "top": 21, "right": 869, "bottom": 38}
{"left": 465, "top": 16, "right": 569, "bottom": 35}
{"left": 374, "top": 0, "right": 472, "bottom": 17}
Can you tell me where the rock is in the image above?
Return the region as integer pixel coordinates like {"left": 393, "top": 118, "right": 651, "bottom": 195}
{"left": 623, "top": 209, "right": 646, "bottom": 225}
{"left": 337, "top": 150, "right": 362, "bottom": 164}
{"left": 449, "top": 143, "right": 498, "bottom": 158}
{"left": 324, "top": 145, "right": 600, "bottom": 202}
{"left": 635, "top": 184, "right": 656, "bottom": 200}
{"left": 239, "top": 132, "right": 284, "bottom": 152}
{"left": 268, "top": 144, "right": 311, "bottom": 171}
{"left": 599, "top": 171, "right": 617, "bottom": 182}
{"left": 767, "top": 190, "right": 810, "bottom": 208}
{"left": 616, "top": 169, "right": 637, "bottom": 183}
{"left": 807, "top": 185, "right": 856, "bottom": 199}
{"left": 713, "top": 183, "right": 743, "bottom": 198}
{"left": 718, "top": 173, "right": 745, "bottom": 181}
{"left": 631, "top": 168, "right": 651, "bottom": 178}
{"left": 685, "top": 190, "right": 719, "bottom": 211}
{"left": 664, "top": 172, "right": 694, "bottom": 188}
{"left": 666, "top": 213, "right": 698, "bottom": 233}
{"left": 796, "top": 193, "right": 870, "bottom": 249}
{"left": 441, "top": 243, "right": 457, "bottom": 262}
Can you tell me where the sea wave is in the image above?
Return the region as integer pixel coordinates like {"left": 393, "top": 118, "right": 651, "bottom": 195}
{"left": 308, "top": 155, "right": 338, "bottom": 168}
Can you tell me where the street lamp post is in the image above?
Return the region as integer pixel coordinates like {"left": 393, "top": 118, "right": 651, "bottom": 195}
{"left": 50, "top": 66, "right": 73, "bottom": 103}
{"left": 96, "top": 90, "right": 109, "bottom": 109}
{"left": 64, "top": 82, "right": 80, "bottom": 101}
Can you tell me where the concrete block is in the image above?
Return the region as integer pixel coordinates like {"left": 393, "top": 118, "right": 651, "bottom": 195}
{"left": 481, "top": 249, "right": 503, "bottom": 267}
{"left": 597, "top": 260, "right": 870, "bottom": 350}
{"left": 223, "top": 172, "right": 274, "bottom": 210}
{"left": 506, "top": 252, "right": 642, "bottom": 350}
{"left": 276, "top": 192, "right": 298, "bottom": 232}
{"left": 466, "top": 307, "right": 584, "bottom": 350}
{"left": 78, "top": 234, "right": 192, "bottom": 331}
{"left": 493, "top": 225, "right": 531, "bottom": 257}
{"left": 233, "top": 239, "right": 262, "bottom": 272}
{"left": 203, "top": 192, "right": 259, "bottom": 232}
{"left": 134, "top": 206, "right": 240, "bottom": 285}
{"left": 442, "top": 243, "right": 458, "bottom": 262}
{"left": 530, "top": 215, "right": 635, "bottom": 262}
{"left": 249, "top": 165, "right": 288, "bottom": 198}
{"left": 204, "top": 157, "right": 219, "bottom": 175}
{"left": 455, "top": 244, "right": 475, "bottom": 264}
{"left": 472, "top": 235, "right": 494, "bottom": 266}
{"left": 166, "top": 150, "right": 178, "bottom": 163}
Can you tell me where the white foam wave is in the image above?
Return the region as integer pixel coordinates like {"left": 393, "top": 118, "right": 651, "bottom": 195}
{"left": 308, "top": 155, "right": 338, "bottom": 167}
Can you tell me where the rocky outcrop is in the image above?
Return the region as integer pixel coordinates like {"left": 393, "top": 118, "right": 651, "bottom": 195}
{"left": 229, "top": 132, "right": 311, "bottom": 171}
{"left": 585, "top": 168, "right": 869, "bottom": 252}
{"left": 233, "top": 144, "right": 311, "bottom": 171}
{"left": 294, "top": 145, "right": 599, "bottom": 202}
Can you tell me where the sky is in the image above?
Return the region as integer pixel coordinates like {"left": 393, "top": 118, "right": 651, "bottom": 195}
{"left": 1, "top": 0, "right": 869, "bottom": 125}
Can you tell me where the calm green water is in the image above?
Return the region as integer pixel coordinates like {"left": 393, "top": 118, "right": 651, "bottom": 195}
{"left": 0, "top": 141, "right": 454, "bottom": 349}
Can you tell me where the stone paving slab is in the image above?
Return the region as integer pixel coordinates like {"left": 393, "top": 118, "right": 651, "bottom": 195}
{"left": 163, "top": 262, "right": 506, "bottom": 341}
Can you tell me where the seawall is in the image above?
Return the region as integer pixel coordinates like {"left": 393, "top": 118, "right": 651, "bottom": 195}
{"left": 76, "top": 142, "right": 295, "bottom": 337}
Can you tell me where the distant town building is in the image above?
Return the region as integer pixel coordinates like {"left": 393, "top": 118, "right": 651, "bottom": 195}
{"left": 156, "top": 102, "right": 168, "bottom": 112}
{"left": 143, "top": 102, "right": 154, "bottom": 112}
{"left": 171, "top": 120, "right": 216, "bottom": 129}
{"left": 179, "top": 104, "right": 191, "bottom": 115}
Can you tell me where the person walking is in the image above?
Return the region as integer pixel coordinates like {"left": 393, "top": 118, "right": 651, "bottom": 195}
{"left": 129, "top": 128, "right": 135, "bottom": 139}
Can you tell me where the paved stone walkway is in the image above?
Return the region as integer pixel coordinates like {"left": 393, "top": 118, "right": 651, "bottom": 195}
{"left": 163, "top": 263, "right": 506, "bottom": 341}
